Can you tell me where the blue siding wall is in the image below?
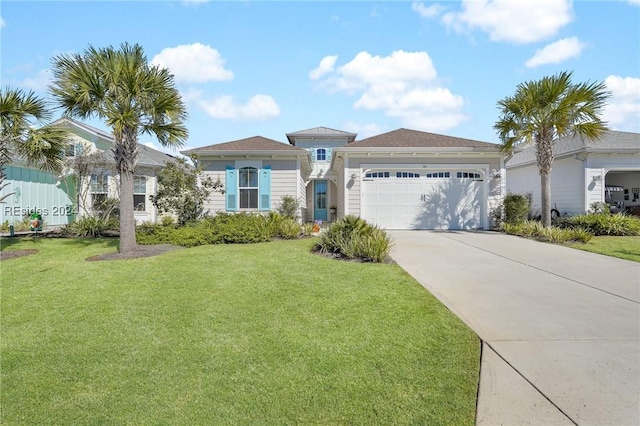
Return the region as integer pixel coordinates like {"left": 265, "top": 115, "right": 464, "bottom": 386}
{"left": 1, "top": 166, "right": 77, "bottom": 227}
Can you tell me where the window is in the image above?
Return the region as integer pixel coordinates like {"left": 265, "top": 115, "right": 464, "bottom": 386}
{"left": 239, "top": 167, "right": 259, "bottom": 209}
{"left": 134, "top": 176, "right": 146, "bottom": 211}
{"left": 316, "top": 148, "right": 327, "bottom": 161}
{"left": 456, "top": 172, "right": 481, "bottom": 179}
{"left": 64, "top": 144, "right": 76, "bottom": 157}
{"left": 90, "top": 174, "right": 109, "bottom": 210}
{"left": 425, "top": 172, "right": 450, "bottom": 178}
{"left": 365, "top": 171, "right": 390, "bottom": 178}
{"left": 396, "top": 172, "right": 420, "bottom": 178}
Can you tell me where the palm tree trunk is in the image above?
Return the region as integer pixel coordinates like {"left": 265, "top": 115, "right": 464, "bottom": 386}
{"left": 116, "top": 128, "right": 139, "bottom": 254}
{"left": 119, "top": 170, "right": 136, "bottom": 253}
{"left": 540, "top": 171, "right": 551, "bottom": 227}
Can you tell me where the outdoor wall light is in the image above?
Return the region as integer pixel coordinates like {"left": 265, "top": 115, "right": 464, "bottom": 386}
{"left": 350, "top": 173, "right": 358, "bottom": 179}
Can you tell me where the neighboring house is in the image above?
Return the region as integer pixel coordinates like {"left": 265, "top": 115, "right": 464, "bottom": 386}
{"left": 506, "top": 130, "right": 640, "bottom": 216}
{"left": 184, "top": 127, "right": 506, "bottom": 230}
{"left": 0, "top": 118, "right": 176, "bottom": 228}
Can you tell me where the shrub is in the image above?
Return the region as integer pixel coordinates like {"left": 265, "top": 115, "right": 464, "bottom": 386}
{"left": 558, "top": 213, "right": 640, "bottom": 236}
{"left": 502, "top": 220, "right": 593, "bottom": 244}
{"left": 65, "top": 216, "right": 117, "bottom": 237}
{"left": 160, "top": 215, "right": 175, "bottom": 227}
{"left": 301, "top": 222, "right": 315, "bottom": 237}
{"left": 315, "top": 216, "right": 392, "bottom": 262}
{"left": 276, "top": 195, "right": 300, "bottom": 219}
{"left": 503, "top": 193, "right": 530, "bottom": 224}
{"left": 278, "top": 217, "right": 302, "bottom": 239}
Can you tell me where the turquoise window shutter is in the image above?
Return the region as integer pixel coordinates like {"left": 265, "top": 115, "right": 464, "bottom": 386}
{"left": 311, "top": 148, "right": 317, "bottom": 162}
{"left": 259, "top": 166, "right": 271, "bottom": 211}
{"left": 326, "top": 147, "right": 332, "bottom": 161}
{"left": 226, "top": 166, "right": 237, "bottom": 211}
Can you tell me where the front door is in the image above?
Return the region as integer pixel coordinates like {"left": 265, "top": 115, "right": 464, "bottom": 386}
{"left": 314, "top": 180, "right": 328, "bottom": 221}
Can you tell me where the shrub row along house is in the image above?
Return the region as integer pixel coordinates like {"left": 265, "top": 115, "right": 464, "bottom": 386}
{"left": 1, "top": 118, "right": 175, "bottom": 228}
{"left": 184, "top": 127, "right": 507, "bottom": 230}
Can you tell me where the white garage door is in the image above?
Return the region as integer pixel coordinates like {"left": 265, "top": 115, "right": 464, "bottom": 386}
{"left": 361, "top": 170, "right": 483, "bottom": 230}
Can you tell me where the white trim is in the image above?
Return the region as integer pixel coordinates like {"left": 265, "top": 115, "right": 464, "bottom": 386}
{"left": 360, "top": 163, "right": 491, "bottom": 171}
{"left": 344, "top": 155, "right": 349, "bottom": 216}
{"left": 235, "top": 159, "right": 262, "bottom": 169}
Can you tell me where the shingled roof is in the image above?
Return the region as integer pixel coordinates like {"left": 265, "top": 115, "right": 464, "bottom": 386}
{"left": 349, "top": 128, "right": 498, "bottom": 148}
{"left": 507, "top": 130, "right": 640, "bottom": 167}
{"left": 186, "top": 136, "right": 307, "bottom": 153}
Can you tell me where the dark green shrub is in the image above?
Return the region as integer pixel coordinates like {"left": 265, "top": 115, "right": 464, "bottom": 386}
{"left": 558, "top": 213, "right": 640, "bottom": 236}
{"left": 316, "top": 216, "right": 392, "bottom": 262}
{"left": 503, "top": 193, "right": 530, "bottom": 224}
{"left": 207, "top": 212, "right": 272, "bottom": 244}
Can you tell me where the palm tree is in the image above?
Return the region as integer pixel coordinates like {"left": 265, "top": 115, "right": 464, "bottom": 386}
{"left": 495, "top": 71, "right": 609, "bottom": 227}
{"left": 0, "top": 87, "right": 68, "bottom": 202}
{"left": 50, "top": 43, "right": 188, "bottom": 254}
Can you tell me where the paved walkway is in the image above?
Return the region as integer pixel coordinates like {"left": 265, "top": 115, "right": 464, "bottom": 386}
{"left": 389, "top": 231, "right": 640, "bottom": 426}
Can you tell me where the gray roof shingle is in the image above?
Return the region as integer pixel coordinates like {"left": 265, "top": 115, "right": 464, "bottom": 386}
{"left": 507, "top": 130, "right": 640, "bottom": 167}
{"left": 187, "top": 136, "right": 308, "bottom": 153}
{"left": 348, "top": 128, "right": 498, "bottom": 148}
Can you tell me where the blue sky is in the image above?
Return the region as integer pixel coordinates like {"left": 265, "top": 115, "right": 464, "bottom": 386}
{"left": 1, "top": 0, "right": 639, "bottom": 154}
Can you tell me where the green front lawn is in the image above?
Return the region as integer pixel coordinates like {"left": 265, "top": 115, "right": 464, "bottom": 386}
{"left": 568, "top": 235, "right": 640, "bottom": 262}
{"left": 1, "top": 238, "right": 480, "bottom": 425}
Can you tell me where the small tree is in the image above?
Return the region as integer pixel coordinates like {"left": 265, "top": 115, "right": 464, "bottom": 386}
{"left": 495, "top": 71, "right": 609, "bottom": 227}
{"left": 64, "top": 148, "right": 112, "bottom": 216}
{"left": 151, "top": 157, "right": 222, "bottom": 225}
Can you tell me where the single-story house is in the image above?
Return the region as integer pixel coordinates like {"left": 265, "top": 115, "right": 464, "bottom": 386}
{"left": 1, "top": 118, "right": 176, "bottom": 228}
{"left": 506, "top": 130, "right": 640, "bottom": 216}
{"left": 184, "top": 127, "right": 506, "bottom": 230}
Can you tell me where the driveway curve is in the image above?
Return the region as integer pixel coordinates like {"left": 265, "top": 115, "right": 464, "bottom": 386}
{"left": 389, "top": 230, "right": 640, "bottom": 426}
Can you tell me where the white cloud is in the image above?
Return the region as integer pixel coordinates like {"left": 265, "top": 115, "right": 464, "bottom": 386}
{"left": 151, "top": 43, "right": 233, "bottom": 83}
{"left": 342, "top": 122, "right": 385, "bottom": 139}
{"left": 198, "top": 94, "right": 280, "bottom": 121}
{"left": 442, "top": 0, "right": 573, "bottom": 44}
{"left": 629, "top": 0, "right": 640, "bottom": 5}
{"left": 313, "top": 50, "right": 467, "bottom": 132}
{"left": 602, "top": 75, "right": 640, "bottom": 132}
{"left": 1, "top": 16, "right": 5, "bottom": 28}
{"left": 411, "top": 2, "right": 444, "bottom": 18}
{"left": 309, "top": 55, "right": 338, "bottom": 80}
{"left": 182, "top": 0, "right": 210, "bottom": 4}
{"left": 525, "top": 37, "right": 586, "bottom": 68}
{"left": 21, "top": 69, "right": 52, "bottom": 91}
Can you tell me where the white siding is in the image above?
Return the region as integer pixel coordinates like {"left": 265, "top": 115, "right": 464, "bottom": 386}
{"left": 298, "top": 165, "right": 308, "bottom": 221}
{"left": 267, "top": 160, "right": 298, "bottom": 210}
{"left": 508, "top": 153, "right": 640, "bottom": 215}
{"left": 201, "top": 158, "right": 298, "bottom": 214}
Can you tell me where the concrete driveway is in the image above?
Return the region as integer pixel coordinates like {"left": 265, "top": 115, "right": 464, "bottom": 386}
{"left": 389, "top": 231, "right": 640, "bottom": 426}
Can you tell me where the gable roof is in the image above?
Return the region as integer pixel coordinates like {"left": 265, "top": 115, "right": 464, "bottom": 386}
{"left": 507, "top": 130, "right": 640, "bottom": 168}
{"left": 286, "top": 127, "right": 357, "bottom": 145}
{"left": 348, "top": 128, "right": 498, "bottom": 149}
{"left": 54, "top": 117, "right": 176, "bottom": 168}
{"left": 185, "top": 136, "right": 307, "bottom": 154}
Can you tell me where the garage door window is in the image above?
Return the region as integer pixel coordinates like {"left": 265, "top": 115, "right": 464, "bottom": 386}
{"left": 396, "top": 172, "right": 420, "bottom": 178}
{"left": 425, "top": 172, "right": 450, "bottom": 178}
{"left": 457, "top": 172, "right": 481, "bottom": 179}
{"left": 365, "top": 171, "right": 390, "bottom": 178}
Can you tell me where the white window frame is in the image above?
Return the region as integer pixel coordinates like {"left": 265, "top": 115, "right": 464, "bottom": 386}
{"left": 239, "top": 166, "right": 259, "bottom": 209}
{"left": 133, "top": 175, "right": 147, "bottom": 211}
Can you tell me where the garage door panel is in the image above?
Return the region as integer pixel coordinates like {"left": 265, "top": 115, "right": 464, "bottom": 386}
{"left": 362, "top": 172, "right": 482, "bottom": 230}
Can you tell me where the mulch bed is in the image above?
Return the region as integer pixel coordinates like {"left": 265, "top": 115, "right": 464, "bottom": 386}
{"left": 87, "top": 244, "right": 183, "bottom": 261}
{"left": 0, "top": 249, "right": 39, "bottom": 261}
